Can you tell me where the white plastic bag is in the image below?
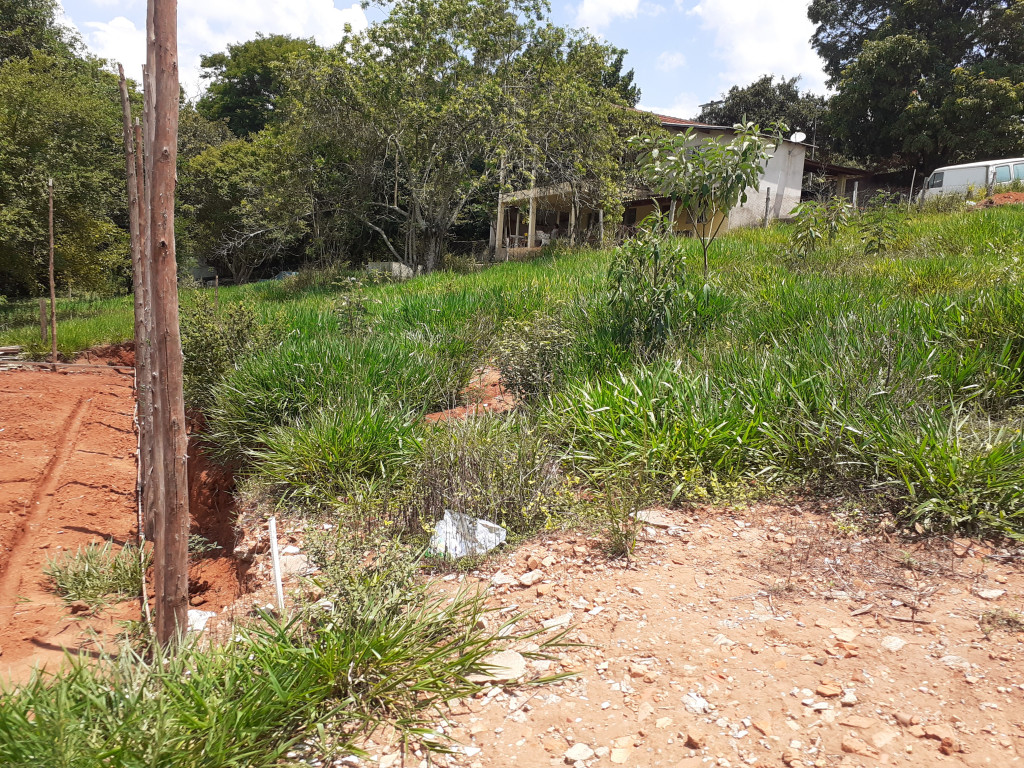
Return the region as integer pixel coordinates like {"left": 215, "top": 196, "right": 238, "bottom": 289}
{"left": 429, "top": 510, "right": 507, "bottom": 558}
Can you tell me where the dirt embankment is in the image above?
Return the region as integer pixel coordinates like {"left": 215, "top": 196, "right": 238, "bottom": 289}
{"left": 0, "top": 366, "right": 245, "bottom": 683}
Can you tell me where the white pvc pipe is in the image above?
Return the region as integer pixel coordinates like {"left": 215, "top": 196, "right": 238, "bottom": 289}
{"left": 268, "top": 516, "right": 285, "bottom": 614}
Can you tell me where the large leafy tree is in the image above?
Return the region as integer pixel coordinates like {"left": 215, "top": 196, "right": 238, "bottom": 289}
{"left": 198, "top": 34, "right": 320, "bottom": 138}
{"left": 809, "top": 0, "right": 1024, "bottom": 167}
{"left": 0, "top": 52, "right": 128, "bottom": 295}
{"left": 0, "top": 0, "right": 77, "bottom": 64}
{"left": 283, "top": 0, "right": 641, "bottom": 271}
{"left": 696, "top": 75, "right": 830, "bottom": 154}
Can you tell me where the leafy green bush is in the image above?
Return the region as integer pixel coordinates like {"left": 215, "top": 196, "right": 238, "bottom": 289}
{"left": 495, "top": 312, "right": 574, "bottom": 398}
{"left": 179, "top": 290, "right": 276, "bottom": 410}
{"left": 859, "top": 193, "right": 908, "bottom": 256}
{"left": 607, "top": 215, "right": 686, "bottom": 358}
{"left": 790, "top": 196, "right": 851, "bottom": 254}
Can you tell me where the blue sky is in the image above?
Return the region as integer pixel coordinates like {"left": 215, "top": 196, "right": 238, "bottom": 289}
{"left": 58, "top": 0, "right": 829, "bottom": 116}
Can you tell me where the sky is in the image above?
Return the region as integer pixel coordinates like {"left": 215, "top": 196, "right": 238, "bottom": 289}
{"left": 58, "top": 0, "right": 830, "bottom": 117}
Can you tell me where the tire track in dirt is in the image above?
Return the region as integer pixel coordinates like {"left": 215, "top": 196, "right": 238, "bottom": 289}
{"left": 0, "top": 395, "right": 91, "bottom": 625}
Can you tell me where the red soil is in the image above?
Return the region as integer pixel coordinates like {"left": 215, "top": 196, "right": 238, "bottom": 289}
{"left": 426, "top": 367, "right": 515, "bottom": 423}
{"left": 73, "top": 341, "right": 135, "bottom": 367}
{"left": 0, "top": 367, "right": 244, "bottom": 683}
{"left": 976, "top": 191, "right": 1024, "bottom": 208}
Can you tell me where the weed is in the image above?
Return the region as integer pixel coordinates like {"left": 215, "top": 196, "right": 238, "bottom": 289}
{"left": 495, "top": 312, "right": 574, "bottom": 399}
{"left": 597, "top": 485, "right": 645, "bottom": 560}
{"left": 979, "top": 607, "right": 1024, "bottom": 636}
{"left": 43, "top": 540, "right": 149, "bottom": 607}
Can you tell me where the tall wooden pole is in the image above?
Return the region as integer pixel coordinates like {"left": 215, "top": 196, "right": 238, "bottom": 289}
{"left": 118, "top": 65, "right": 156, "bottom": 543}
{"left": 134, "top": 117, "right": 155, "bottom": 539}
{"left": 146, "top": 0, "right": 188, "bottom": 646}
{"left": 47, "top": 179, "right": 57, "bottom": 366}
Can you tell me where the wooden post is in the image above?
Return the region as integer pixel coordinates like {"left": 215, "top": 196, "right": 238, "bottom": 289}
{"left": 763, "top": 187, "right": 771, "bottom": 226}
{"left": 527, "top": 193, "right": 537, "bottom": 250}
{"left": 214, "top": 275, "right": 219, "bottom": 313}
{"left": 598, "top": 208, "right": 604, "bottom": 244}
{"left": 47, "top": 179, "right": 57, "bottom": 366}
{"left": 852, "top": 181, "right": 859, "bottom": 209}
{"left": 494, "top": 196, "right": 506, "bottom": 260}
{"left": 146, "top": 0, "right": 189, "bottom": 646}
{"left": 39, "top": 297, "right": 47, "bottom": 342}
{"left": 907, "top": 169, "right": 917, "bottom": 208}
{"left": 134, "top": 117, "right": 155, "bottom": 539}
{"left": 119, "top": 66, "right": 155, "bottom": 542}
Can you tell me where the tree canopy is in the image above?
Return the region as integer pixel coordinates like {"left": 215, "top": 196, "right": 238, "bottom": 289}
{"left": 809, "top": 0, "right": 1024, "bottom": 168}
{"left": 198, "top": 34, "right": 319, "bottom": 138}
{"left": 696, "top": 75, "right": 831, "bottom": 156}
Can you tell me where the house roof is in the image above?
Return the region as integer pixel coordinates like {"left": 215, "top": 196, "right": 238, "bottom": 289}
{"left": 638, "top": 109, "right": 728, "bottom": 132}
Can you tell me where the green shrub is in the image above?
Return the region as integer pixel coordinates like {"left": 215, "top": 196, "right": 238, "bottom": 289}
{"left": 790, "top": 196, "right": 851, "bottom": 254}
{"left": 495, "top": 312, "right": 575, "bottom": 398}
{"left": 607, "top": 215, "right": 686, "bottom": 358}
{"left": 179, "top": 290, "right": 276, "bottom": 411}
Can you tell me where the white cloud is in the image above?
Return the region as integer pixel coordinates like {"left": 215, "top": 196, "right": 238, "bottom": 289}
{"left": 576, "top": 0, "right": 641, "bottom": 29}
{"left": 686, "top": 0, "right": 829, "bottom": 93}
{"left": 656, "top": 51, "right": 687, "bottom": 71}
{"left": 69, "top": 0, "right": 368, "bottom": 98}
{"left": 81, "top": 17, "right": 146, "bottom": 77}
{"left": 639, "top": 91, "right": 702, "bottom": 121}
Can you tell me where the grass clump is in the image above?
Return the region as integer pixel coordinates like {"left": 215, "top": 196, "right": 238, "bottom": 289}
{"left": 43, "top": 540, "right": 148, "bottom": 607}
{"left": 1, "top": 546, "right": 556, "bottom": 767}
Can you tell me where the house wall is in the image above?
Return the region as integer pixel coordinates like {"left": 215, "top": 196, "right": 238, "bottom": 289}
{"left": 729, "top": 140, "right": 806, "bottom": 228}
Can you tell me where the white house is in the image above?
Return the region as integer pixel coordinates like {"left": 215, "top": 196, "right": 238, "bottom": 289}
{"left": 494, "top": 111, "right": 808, "bottom": 257}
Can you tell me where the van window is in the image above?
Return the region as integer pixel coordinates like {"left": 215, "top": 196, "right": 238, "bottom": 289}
{"left": 1014, "top": 163, "right": 1024, "bottom": 181}
{"left": 928, "top": 172, "right": 944, "bottom": 188}
{"left": 994, "top": 165, "right": 1011, "bottom": 183}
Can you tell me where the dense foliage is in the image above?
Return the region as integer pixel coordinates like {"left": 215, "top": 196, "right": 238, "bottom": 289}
{"left": 809, "top": 0, "right": 1024, "bottom": 168}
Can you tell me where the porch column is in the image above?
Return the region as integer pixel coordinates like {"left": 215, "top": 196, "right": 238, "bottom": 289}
{"left": 527, "top": 192, "right": 537, "bottom": 249}
{"left": 495, "top": 196, "right": 506, "bottom": 259}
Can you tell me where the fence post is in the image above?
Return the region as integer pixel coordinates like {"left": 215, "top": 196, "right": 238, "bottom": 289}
{"left": 146, "top": 0, "right": 189, "bottom": 647}
{"left": 39, "top": 297, "right": 47, "bottom": 343}
{"left": 47, "top": 179, "right": 57, "bottom": 367}
{"left": 763, "top": 187, "right": 771, "bottom": 226}
{"left": 852, "top": 181, "right": 859, "bottom": 209}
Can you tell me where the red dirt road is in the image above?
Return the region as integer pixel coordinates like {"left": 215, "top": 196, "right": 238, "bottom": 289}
{"left": 0, "top": 367, "right": 246, "bottom": 682}
{"left": 0, "top": 368, "right": 138, "bottom": 681}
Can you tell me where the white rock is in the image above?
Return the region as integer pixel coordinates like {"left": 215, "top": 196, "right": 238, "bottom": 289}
{"left": 977, "top": 589, "right": 1006, "bottom": 601}
{"left": 491, "top": 572, "right": 517, "bottom": 586}
{"left": 682, "top": 692, "right": 711, "bottom": 714}
{"left": 940, "top": 655, "right": 972, "bottom": 672}
{"left": 281, "top": 545, "right": 301, "bottom": 555}
{"left": 564, "top": 743, "right": 595, "bottom": 761}
{"left": 880, "top": 636, "right": 907, "bottom": 652}
{"left": 519, "top": 569, "right": 544, "bottom": 587}
{"left": 468, "top": 650, "right": 527, "bottom": 683}
{"left": 542, "top": 613, "right": 572, "bottom": 630}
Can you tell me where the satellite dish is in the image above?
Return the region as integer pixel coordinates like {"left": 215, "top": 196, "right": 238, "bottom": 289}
{"left": 789, "top": 131, "right": 807, "bottom": 143}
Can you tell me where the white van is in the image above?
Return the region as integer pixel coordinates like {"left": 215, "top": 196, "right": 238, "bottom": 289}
{"left": 921, "top": 158, "right": 1024, "bottom": 199}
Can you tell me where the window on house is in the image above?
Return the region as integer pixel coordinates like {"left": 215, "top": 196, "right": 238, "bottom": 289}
{"left": 994, "top": 165, "right": 1011, "bottom": 183}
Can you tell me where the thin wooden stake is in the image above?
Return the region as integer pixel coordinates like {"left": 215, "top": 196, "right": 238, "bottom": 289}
{"left": 47, "top": 179, "right": 57, "bottom": 367}
{"left": 214, "top": 275, "right": 219, "bottom": 313}
{"left": 39, "top": 297, "right": 47, "bottom": 343}
{"left": 146, "top": 0, "right": 189, "bottom": 646}
{"left": 119, "top": 65, "right": 157, "bottom": 544}
{"left": 268, "top": 516, "right": 286, "bottom": 614}
{"left": 134, "top": 117, "right": 155, "bottom": 540}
